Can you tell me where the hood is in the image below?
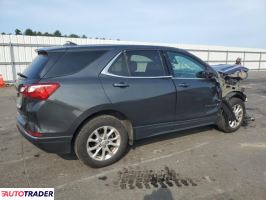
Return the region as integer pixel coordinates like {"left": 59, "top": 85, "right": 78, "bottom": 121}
{"left": 211, "top": 64, "right": 249, "bottom": 75}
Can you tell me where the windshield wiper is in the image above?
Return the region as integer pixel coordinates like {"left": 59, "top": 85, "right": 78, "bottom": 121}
{"left": 17, "top": 72, "right": 27, "bottom": 79}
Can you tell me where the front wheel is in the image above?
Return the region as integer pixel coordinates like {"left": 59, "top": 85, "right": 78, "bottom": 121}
{"left": 217, "top": 97, "right": 245, "bottom": 133}
{"left": 74, "top": 115, "right": 128, "bottom": 168}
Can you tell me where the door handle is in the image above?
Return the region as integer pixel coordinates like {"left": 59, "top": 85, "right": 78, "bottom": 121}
{"left": 113, "top": 82, "right": 129, "bottom": 88}
{"left": 178, "top": 83, "right": 190, "bottom": 88}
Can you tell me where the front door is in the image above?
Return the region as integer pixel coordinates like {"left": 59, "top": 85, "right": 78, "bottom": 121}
{"left": 164, "top": 51, "right": 220, "bottom": 121}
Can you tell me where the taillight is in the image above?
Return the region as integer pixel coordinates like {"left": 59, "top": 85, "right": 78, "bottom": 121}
{"left": 20, "top": 83, "right": 60, "bottom": 100}
{"left": 28, "top": 131, "right": 43, "bottom": 137}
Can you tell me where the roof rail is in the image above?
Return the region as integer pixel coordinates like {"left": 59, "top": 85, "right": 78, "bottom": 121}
{"left": 64, "top": 41, "right": 77, "bottom": 46}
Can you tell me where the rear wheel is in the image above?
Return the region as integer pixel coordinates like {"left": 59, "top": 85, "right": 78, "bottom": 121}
{"left": 217, "top": 97, "right": 245, "bottom": 133}
{"left": 74, "top": 115, "right": 128, "bottom": 167}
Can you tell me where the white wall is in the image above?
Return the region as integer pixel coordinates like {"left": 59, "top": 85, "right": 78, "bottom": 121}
{"left": 0, "top": 35, "right": 265, "bottom": 81}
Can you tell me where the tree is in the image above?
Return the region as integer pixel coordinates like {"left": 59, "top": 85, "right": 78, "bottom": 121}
{"left": 43, "top": 32, "right": 50, "bottom": 36}
{"left": 69, "top": 34, "right": 79, "bottom": 38}
{"left": 15, "top": 29, "right": 22, "bottom": 35}
{"left": 53, "top": 30, "right": 62, "bottom": 37}
{"left": 7, "top": 28, "right": 94, "bottom": 39}
{"left": 24, "top": 29, "right": 33, "bottom": 36}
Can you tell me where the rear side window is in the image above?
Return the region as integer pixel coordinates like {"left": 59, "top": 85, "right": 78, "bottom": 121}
{"left": 45, "top": 50, "right": 106, "bottom": 77}
{"left": 126, "top": 50, "right": 166, "bottom": 77}
{"left": 108, "top": 54, "right": 129, "bottom": 76}
{"left": 23, "top": 55, "right": 48, "bottom": 79}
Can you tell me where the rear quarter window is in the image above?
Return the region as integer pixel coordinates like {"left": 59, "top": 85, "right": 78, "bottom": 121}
{"left": 23, "top": 55, "right": 49, "bottom": 79}
{"left": 45, "top": 50, "right": 106, "bottom": 77}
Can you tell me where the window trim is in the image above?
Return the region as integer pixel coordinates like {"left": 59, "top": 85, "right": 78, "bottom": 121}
{"left": 101, "top": 51, "right": 172, "bottom": 79}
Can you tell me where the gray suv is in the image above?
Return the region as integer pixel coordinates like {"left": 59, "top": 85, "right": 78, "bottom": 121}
{"left": 16, "top": 44, "right": 246, "bottom": 167}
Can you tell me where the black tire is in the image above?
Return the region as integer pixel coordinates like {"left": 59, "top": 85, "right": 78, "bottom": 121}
{"left": 74, "top": 115, "right": 128, "bottom": 168}
{"left": 217, "top": 97, "right": 246, "bottom": 133}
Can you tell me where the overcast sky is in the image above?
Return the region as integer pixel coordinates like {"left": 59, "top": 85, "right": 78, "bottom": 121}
{"left": 0, "top": 0, "right": 265, "bottom": 48}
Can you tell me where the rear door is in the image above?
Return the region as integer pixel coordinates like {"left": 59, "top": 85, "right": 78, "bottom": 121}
{"left": 164, "top": 51, "right": 220, "bottom": 121}
{"left": 100, "top": 50, "right": 176, "bottom": 127}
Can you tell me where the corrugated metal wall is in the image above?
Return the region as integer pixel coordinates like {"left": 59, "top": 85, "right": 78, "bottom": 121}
{"left": 1, "top": 35, "right": 266, "bottom": 82}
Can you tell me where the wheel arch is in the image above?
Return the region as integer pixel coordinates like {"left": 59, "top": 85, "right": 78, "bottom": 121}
{"left": 224, "top": 91, "right": 247, "bottom": 102}
{"left": 71, "top": 109, "right": 134, "bottom": 151}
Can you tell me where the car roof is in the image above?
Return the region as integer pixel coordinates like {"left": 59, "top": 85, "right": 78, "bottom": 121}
{"left": 37, "top": 44, "right": 187, "bottom": 53}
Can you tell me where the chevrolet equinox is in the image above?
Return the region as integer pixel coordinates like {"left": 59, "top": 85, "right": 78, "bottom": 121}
{"left": 16, "top": 44, "right": 246, "bottom": 167}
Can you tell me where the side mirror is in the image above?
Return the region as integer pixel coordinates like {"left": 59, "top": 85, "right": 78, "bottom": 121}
{"left": 197, "top": 71, "right": 216, "bottom": 79}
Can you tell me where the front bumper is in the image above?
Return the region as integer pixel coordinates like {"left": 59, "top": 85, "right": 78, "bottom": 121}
{"left": 17, "top": 120, "right": 72, "bottom": 154}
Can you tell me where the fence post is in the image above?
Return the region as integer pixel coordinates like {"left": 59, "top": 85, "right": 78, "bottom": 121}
{"left": 225, "top": 51, "right": 228, "bottom": 64}
{"left": 9, "top": 42, "right": 16, "bottom": 82}
{"left": 207, "top": 50, "right": 210, "bottom": 63}
{"left": 258, "top": 52, "right": 262, "bottom": 71}
{"left": 243, "top": 51, "right": 246, "bottom": 66}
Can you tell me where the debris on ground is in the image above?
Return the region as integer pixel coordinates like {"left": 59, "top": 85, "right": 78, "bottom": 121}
{"left": 110, "top": 166, "right": 214, "bottom": 189}
{"left": 242, "top": 114, "right": 255, "bottom": 127}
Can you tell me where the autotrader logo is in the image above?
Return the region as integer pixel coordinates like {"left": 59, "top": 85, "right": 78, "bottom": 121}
{"left": 0, "top": 188, "right": 54, "bottom": 200}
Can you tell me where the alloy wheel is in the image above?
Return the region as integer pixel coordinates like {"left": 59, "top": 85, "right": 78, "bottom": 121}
{"left": 229, "top": 104, "right": 244, "bottom": 128}
{"left": 86, "top": 126, "right": 121, "bottom": 161}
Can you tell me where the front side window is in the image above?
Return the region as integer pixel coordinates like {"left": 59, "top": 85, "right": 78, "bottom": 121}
{"left": 166, "top": 51, "right": 205, "bottom": 78}
{"left": 125, "top": 50, "right": 166, "bottom": 77}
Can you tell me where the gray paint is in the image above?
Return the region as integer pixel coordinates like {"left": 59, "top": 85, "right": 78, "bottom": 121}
{"left": 16, "top": 44, "right": 241, "bottom": 153}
